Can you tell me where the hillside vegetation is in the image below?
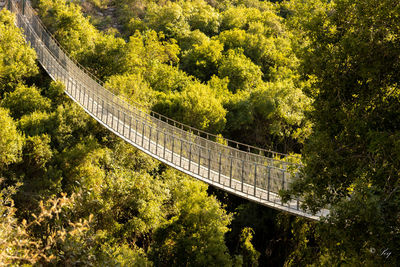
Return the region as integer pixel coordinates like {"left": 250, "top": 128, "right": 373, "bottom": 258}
{"left": 1, "top": 0, "right": 399, "bottom": 265}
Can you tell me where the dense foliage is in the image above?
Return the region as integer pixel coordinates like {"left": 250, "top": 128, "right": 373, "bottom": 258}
{"left": 282, "top": 0, "right": 400, "bottom": 265}
{"left": 1, "top": 0, "right": 399, "bottom": 265}
{"left": 0, "top": 9, "right": 236, "bottom": 266}
{"left": 34, "top": 0, "right": 310, "bottom": 151}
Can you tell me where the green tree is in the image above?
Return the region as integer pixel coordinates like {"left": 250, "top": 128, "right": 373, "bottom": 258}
{"left": 217, "top": 29, "right": 296, "bottom": 81}
{"left": 0, "top": 107, "right": 24, "bottom": 170}
{"left": 177, "top": 29, "right": 209, "bottom": 52}
{"left": 220, "top": 6, "right": 259, "bottom": 31}
{"left": 0, "top": 10, "right": 38, "bottom": 93}
{"left": 18, "top": 111, "right": 53, "bottom": 137}
{"left": 181, "top": 39, "right": 223, "bottom": 82}
{"left": 124, "top": 30, "right": 180, "bottom": 75}
{"left": 80, "top": 34, "right": 127, "bottom": 80}
{"left": 284, "top": 0, "right": 400, "bottom": 265}
{"left": 218, "top": 49, "right": 262, "bottom": 93}
{"left": 114, "top": 0, "right": 149, "bottom": 33}
{"left": 145, "top": 1, "right": 190, "bottom": 39}
{"left": 225, "top": 79, "right": 310, "bottom": 151}
{"left": 219, "top": 4, "right": 281, "bottom": 32}
{"left": 150, "top": 170, "right": 232, "bottom": 267}
{"left": 182, "top": 0, "right": 220, "bottom": 36}
{"left": 106, "top": 73, "right": 154, "bottom": 107}
{"left": 0, "top": 2, "right": 254, "bottom": 266}
{"left": 87, "top": 168, "right": 167, "bottom": 246}
{"left": 15, "top": 134, "right": 59, "bottom": 203}
{"left": 22, "top": 134, "right": 53, "bottom": 174}
{"left": 153, "top": 82, "right": 227, "bottom": 133}
{"left": 51, "top": 101, "right": 106, "bottom": 151}
{"left": 144, "top": 63, "right": 192, "bottom": 94}
{"left": 1, "top": 84, "right": 51, "bottom": 119}
{"left": 37, "top": 0, "right": 99, "bottom": 60}
{"left": 237, "top": 227, "right": 260, "bottom": 267}
{"left": 44, "top": 81, "right": 69, "bottom": 108}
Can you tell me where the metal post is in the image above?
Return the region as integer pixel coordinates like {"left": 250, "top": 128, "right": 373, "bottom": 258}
{"left": 155, "top": 129, "right": 159, "bottom": 156}
{"left": 37, "top": 42, "right": 41, "bottom": 62}
{"left": 241, "top": 160, "right": 245, "bottom": 192}
{"left": 128, "top": 116, "right": 132, "bottom": 140}
{"left": 179, "top": 140, "right": 183, "bottom": 167}
{"left": 117, "top": 109, "right": 120, "bottom": 132}
{"left": 42, "top": 49, "right": 46, "bottom": 70}
{"left": 208, "top": 149, "right": 211, "bottom": 180}
{"left": 141, "top": 122, "right": 145, "bottom": 147}
{"left": 198, "top": 148, "right": 201, "bottom": 175}
{"left": 96, "top": 96, "right": 99, "bottom": 117}
{"left": 66, "top": 73, "right": 70, "bottom": 92}
{"left": 51, "top": 59, "right": 55, "bottom": 78}
{"left": 91, "top": 92, "right": 94, "bottom": 113}
{"left": 135, "top": 119, "right": 138, "bottom": 143}
{"left": 189, "top": 143, "right": 192, "bottom": 172}
{"left": 48, "top": 58, "right": 52, "bottom": 77}
{"left": 54, "top": 62, "right": 58, "bottom": 79}
{"left": 41, "top": 46, "right": 45, "bottom": 65}
{"left": 58, "top": 66, "right": 62, "bottom": 81}
{"left": 171, "top": 136, "right": 175, "bottom": 163}
{"left": 85, "top": 86, "right": 88, "bottom": 108}
{"left": 73, "top": 81, "right": 77, "bottom": 99}
{"left": 163, "top": 132, "right": 166, "bottom": 159}
{"left": 82, "top": 84, "right": 85, "bottom": 106}
{"left": 94, "top": 85, "right": 98, "bottom": 112}
{"left": 229, "top": 157, "right": 233, "bottom": 188}
{"left": 254, "top": 164, "right": 257, "bottom": 196}
{"left": 65, "top": 74, "right": 70, "bottom": 94}
{"left": 78, "top": 83, "right": 82, "bottom": 103}
{"left": 105, "top": 102, "right": 109, "bottom": 125}
{"left": 52, "top": 62, "right": 57, "bottom": 78}
{"left": 111, "top": 106, "right": 114, "bottom": 129}
{"left": 66, "top": 77, "right": 70, "bottom": 94}
{"left": 122, "top": 112, "right": 126, "bottom": 137}
{"left": 148, "top": 126, "right": 152, "bottom": 151}
{"left": 218, "top": 152, "right": 222, "bottom": 184}
{"left": 101, "top": 100, "right": 104, "bottom": 121}
{"left": 282, "top": 169, "right": 285, "bottom": 190}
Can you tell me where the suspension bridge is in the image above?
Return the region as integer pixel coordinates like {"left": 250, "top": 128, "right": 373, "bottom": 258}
{"left": 3, "top": 0, "right": 328, "bottom": 220}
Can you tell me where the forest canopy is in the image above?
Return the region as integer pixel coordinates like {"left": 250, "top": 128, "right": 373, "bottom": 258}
{"left": 1, "top": 0, "right": 399, "bottom": 266}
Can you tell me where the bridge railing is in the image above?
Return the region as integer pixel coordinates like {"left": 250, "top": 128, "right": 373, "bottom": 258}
{"left": 7, "top": 0, "right": 322, "bottom": 219}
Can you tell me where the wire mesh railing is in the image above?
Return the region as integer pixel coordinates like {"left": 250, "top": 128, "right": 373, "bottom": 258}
{"left": 5, "top": 0, "right": 325, "bottom": 220}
